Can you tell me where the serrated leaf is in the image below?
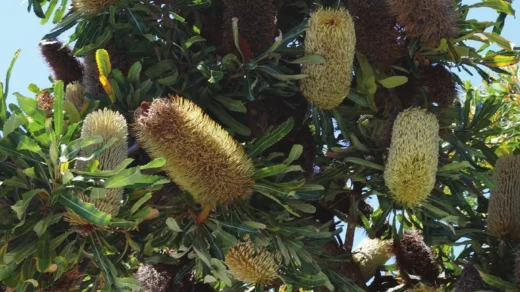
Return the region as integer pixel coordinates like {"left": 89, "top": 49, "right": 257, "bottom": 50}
{"left": 140, "top": 157, "right": 166, "bottom": 170}
{"left": 11, "top": 190, "right": 44, "bottom": 220}
{"left": 96, "top": 49, "right": 112, "bottom": 77}
{"left": 64, "top": 101, "right": 80, "bottom": 123}
{"left": 208, "top": 103, "right": 251, "bottom": 136}
{"left": 344, "top": 157, "right": 385, "bottom": 171}
{"left": 2, "top": 114, "right": 26, "bottom": 137}
{"left": 284, "top": 144, "right": 303, "bottom": 165}
{"left": 36, "top": 231, "right": 51, "bottom": 272}
{"left": 53, "top": 81, "right": 65, "bottom": 136}
{"left": 242, "top": 221, "right": 266, "bottom": 229}
{"left": 115, "top": 277, "right": 141, "bottom": 290}
{"left": 253, "top": 164, "right": 288, "bottom": 179}
{"left": 287, "top": 200, "right": 316, "bottom": 213}
{"left": 468, "top": 0, "right": 515, "bottom": 15}
{"left": 378, "top": 76, "right": 408, "bottom": 88}
{"left": 33, "top": 214, "right": 53, "bottom": 237}
{"left": 478, "top": 268, "right": 518, "bottom": 289}
{"left": 58, "top": 193, "right": 111, "bottom": 226}
{"left": 104, "top": 167, "right": 141, "bottom": 188}
{"left": 127, "top": 62, "right": 142, "bottom": 84}
{"left": 166, "top": 218, "right": 182, "bottom": 232}
{"left": 15, "top": 93, "right": 45, "bottom": 125}
{"left": 214, "top": 96, "right": 247, "bottom": 113}
{"left": 287, "top": 55, "right": 326, "bottom": 65}
{"left": 248, "top": 117, "right": 294, "bottom": 157}
{"left": 145, "top": 59, "right": 176, "bottom": 79}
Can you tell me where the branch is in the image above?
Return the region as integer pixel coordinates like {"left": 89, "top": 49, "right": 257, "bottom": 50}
{"left": 344, "top": 182, "right": 363, "bottom": 252}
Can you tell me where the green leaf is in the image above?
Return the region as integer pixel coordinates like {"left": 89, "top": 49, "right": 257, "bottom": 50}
{"left": 438, "top": 161, "right": 474, "bottom": 173}
{"left": 482, "top": 32, "right": 515, "bottom": 51}
{"left": 242, "top": 221, "right": 267, "bottom": 229}
{"left": 214, "top": 96, "right": 247, "bottom": 113}
{"left": 378, "top": 76, "right": 409, "bottom": 88}
{"left": 1, "top": 50, "right": 21, "bottom": 122}
{"left": 115, "top": 277, "right": 141, "bottom": 290}
{"left": 64, "top": 101, "right": 81, "bottom": 123}
{"left": 478, "top": 269, "right": 518, "bottom": 289}
{"left": 253, "top": 164, "right": 288, "bottom": 179}
{"left": 53, "top": 81, "right": 65, "bottom": 136}
{"left": 287, "top": 55, "right": 326, "bottom": 65}
{"left": 468, "top": 0, "right": 515, "bottom": 15}
{"left": 184, "top": 36, "right": 206, "bottom": 48}
{"left": 41, "top": 0, "right": 58, "bottom": 25}
{"left": 127, "top": 62, "right": 142, "bottom": 84}
{"left": 166, "top": 218, "right": 182, "bottom": 232}
{"left": 17, "top": 136, "right": 43, "bottom": 156}
{"left": 145, "top": 59, "right": 176, "bottom": 79}
{"left": 11, "top": 190, "right": 44, "bottom": 220}
{"left": 287, "top": 200, "right": 316, "bottom": 214}
{"left": 104, "top": 167, "right": 142, "bottom": 188}
{"left": 248, "top": 117, "right": 294, "bottom": 157}
{"left": 2, "top": 114, "right": 26, "bottom": 137}
{"left": 140, "top": 157, "right": 166, "bottom": 170}
{"left": 31, "top": 0, "right": 45, "bottom": 18}
{"left": 16, "top": 93, "right": 45, "bottom": 125}
{"left": 90, "top": 188, "right": 106, "bottom": 200}
{"left": 344, "top": 157, "right": 385, "bottom": 171}
{"left": 34, "top": 213, "right": 54, "bottom": 237}
{"left": 284, "top": 144, "right": 304, "bottom": 165}
{"left": 129, "top": 193, "right": 152, "bottom": 215}
{"left": 96, "top": 49, "right": 112, "bottom": 77}
{"left": 0, "top": 262, "right": 17, "bottom": 281}
{"left": 208, "top": 103, "right": 251, "bottom": 136}
{"left": 36, "top": 231, "right": 51, "bottom": 272}
{"left": 58, "top": 193, "right": 112, "bottom": 226}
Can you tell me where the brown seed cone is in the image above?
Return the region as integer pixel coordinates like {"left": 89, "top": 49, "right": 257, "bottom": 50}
{"left": 393, "top": 230, "right": 439, "bottom": 285}
{"left": 420, "top": 65, "right": 457, "bottom": 108}
{"left": 37, "top": 91, "right": 54, "bottom": 111}
{"left": 387, "top": 0, "right": 458, "bottom": 47}
{"left": 456, "top": 264, "right": 497, "bottom": 292}
{"left": 40, "top": 40, "right": 84, "bottom": 86}
{"left": 221, "top": 0, "right": 279, "bottom": 55}
{"left": 347, "top": 0, "right": 406, "bottom": 69}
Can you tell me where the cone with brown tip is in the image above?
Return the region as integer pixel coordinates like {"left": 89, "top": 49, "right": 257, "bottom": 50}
{"left": 40, "top": 39, "right": 83, "bottom": 86}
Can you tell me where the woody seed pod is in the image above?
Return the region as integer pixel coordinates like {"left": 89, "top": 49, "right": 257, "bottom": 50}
{"left": 393, "top": 231, "right": 439, "bottom": 284}
{"left": 456, "top": 264, "right": 496, "bottom": 292}
{"left": 487, "top": 154, "right": 520, "bottom": 240}
{"left": 387, "top": 0, "right": 458, "bottom": 47}
{"left": 39, "top": 39, "right": 83, "bottom": 86}
{"left": 225, "top": 239, "right": 279, "bottom": 285}
{"left": 352, "top": 238, "right": 392, "bottom": 280}
{"left": 421, "top": 65, "right": 457, "bottom": 108}
{"left": 300, "top": 7, "right": 356, "bottom": 110}
{"left": 133, "top": 96, "right": 254, "bottom": 206}
{"left": 347, "top": 0, "right": 405, "bottom": 69}
{"left": 384, "top": 108, "right": 439, "bottom": 207}
{"left": 66, "top": 109, "right": 128, "bottom": 225}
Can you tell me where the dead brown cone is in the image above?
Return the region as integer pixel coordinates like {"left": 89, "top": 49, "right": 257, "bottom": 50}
{"left": 37, "top": 91, "right": 54, "bottom": 111}
{"left": 420, "top": 65, "right": 457, "bottom": 108}
{"left": 387, "top": 0, "right": 458, "bottom": 47}
{"left": 39, "top": 39, "right": 83, "bottom": 86}
{"left": 347, "top": 0, "right": 405, "bottom": 69}
{"left": 393, "top": 230, "right": 439, "bottom": 285}
{"left": 456, "top": 264, "right": 497, "bottom": 292}
{"left": 221, "top": 0, "right": 279, "bottom": 55}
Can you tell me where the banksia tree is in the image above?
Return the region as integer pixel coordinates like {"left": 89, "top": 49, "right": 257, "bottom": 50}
{"left": 384, "top": 108, "right": 439, "bottom": 207}
{"left": 225, "top": 239, "right": 279, "bottom": 285}
{"left": 393, "top": 231, "right": 439, "bottom": 285}
{"left": 387, "top": 0, "right": 458, "bottom": 46}
{"left": 133, "top": 96, "right": 254, "bottom": 207}
{"left": 300, "top": 7, "right": 356, "bottom": 110}
{"left": 352, "top": 238, "right": 392, "bottom": 280}
{"left": 487, "top": 154, "right": 520, "bottom": 240}
{"left": 347, "top": 0, "right": 405, "bottom": 69}
{"left": 39, "top": 39, "right": 83, "bottom": 86}
{"left": 221, "top": 0, "right": 279, "bottom": 55}
{"left": 66, "top": 109, "right": 128, "bottom": 225}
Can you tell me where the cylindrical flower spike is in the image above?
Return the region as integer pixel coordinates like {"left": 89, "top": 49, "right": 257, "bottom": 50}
{"left": 300, "top": 7, "right": 356, "bottom": 110}
{"left": 225, "top": 239, "right": 279, "bottom": 285}
{"left": 487, "top": 154, "right": 520, "bottom": 240}
{"left": 384, "top": 108, "right": 439, "bottom": 207}
{"left": 347, "top": 0, "right": 405, "bottom": 69}
{"left": 133, "top": 96, "right": 254, "bottom": 207}
{"left": 352, "top": 238, "right": 392, "bottom": 280}
{"left": 66, "top": 109, "right": 128, "bottom": 225}
{"left": 387, "top": 0, "right": 458, "bottom": 47}
{"left": 39, "top": 39, "right": 83, "bottom": 86}
{"left": 65, "top": 82, "right": 87, "bottom": 112}
{"left": 393, "top": 231, "right": 439, "bottom": 285}
{"left": 72, "top": 0, "right": 119, "bottom": 14}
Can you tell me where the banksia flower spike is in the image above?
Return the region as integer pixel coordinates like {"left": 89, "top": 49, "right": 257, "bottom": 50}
{"left": 456, "top": 264, "right": 497, "bottom": 292}
{"left": 65, "top": 82, "right": 87, "bottom": 111}
{"left": 222, "top": 0, "right": 279, "bottom": 55}
{"left": 487, "top": 154, "right": 520, "bottom": 240}
{"left": 133, "top": 96, "right": 254, "bottom": 207}
{"left": 300, "top": 7, "right": 356, "bottom": 110}
{"left": 347, "top": 0, "right": 405, "bottom": 69}
{"left": 387, "top": 0, "right": 458, "bottom": 47}
{"left": 39, "top": 39, "right": 83, "bottom": 86}
{"left": 225, "top": 239, "right": 279, "bottom": 285}
{"left": 393, "top": 230, "right": 439, "bottom": 285}
{"left": 384, "top": 108, "right": 439, "bottom": 207}
{"left": 37, "top": 91, "right": 54, "bottom": 111}
{"left": 66, "top": 109, "right": 128, "bottom": 225}
{"left": 352, "top": 238, "right": 392, "bottom": 280}
{"left": 72, "top": 0, "right": 119, "bottom": 15}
